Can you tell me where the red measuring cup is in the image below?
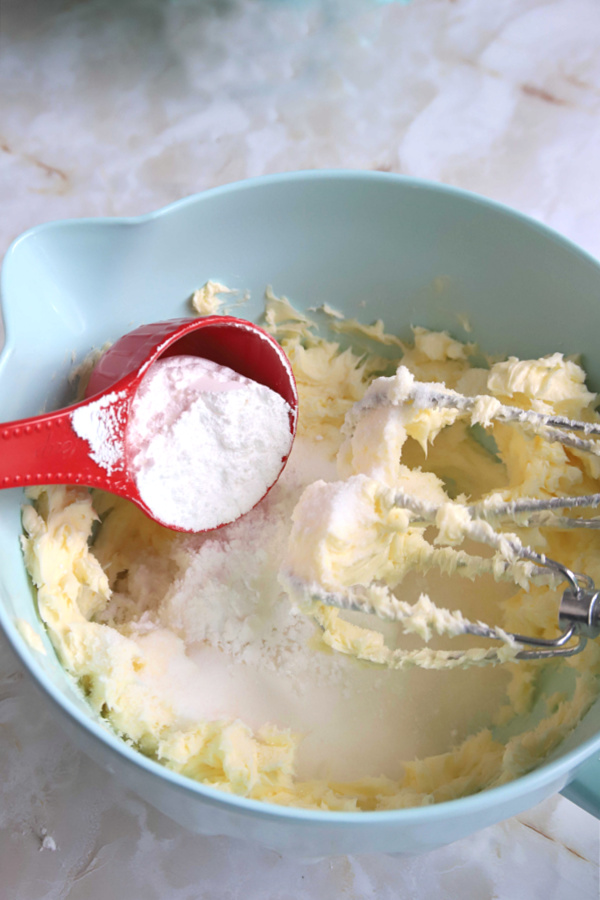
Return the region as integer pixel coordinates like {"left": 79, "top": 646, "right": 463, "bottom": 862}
{"left": 0, "top": 317, "right": 298, "bottom": 531}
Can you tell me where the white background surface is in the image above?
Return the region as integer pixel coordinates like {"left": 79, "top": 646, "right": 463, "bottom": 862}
{"left": 1, "top": 0, "right": 599, "bottom": 896}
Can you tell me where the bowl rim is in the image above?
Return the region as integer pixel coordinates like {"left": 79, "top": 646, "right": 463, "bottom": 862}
{"left": 2, "top": 168, "right": 600, "bottom": 825}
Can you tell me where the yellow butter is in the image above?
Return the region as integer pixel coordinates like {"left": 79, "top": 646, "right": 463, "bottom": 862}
{"left": 21, "top": 295, "right": 600, "bottom": 811}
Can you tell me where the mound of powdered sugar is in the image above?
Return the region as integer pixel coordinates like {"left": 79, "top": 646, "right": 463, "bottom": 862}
{"left": 126, "top": 355, "right": 294, "bottom": 531}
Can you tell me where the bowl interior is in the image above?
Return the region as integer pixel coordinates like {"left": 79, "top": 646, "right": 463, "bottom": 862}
{"left": 2, "top": 172, "right": 600, "bottom": 798}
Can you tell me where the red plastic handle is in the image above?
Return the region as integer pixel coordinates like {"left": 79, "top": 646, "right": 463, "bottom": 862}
{"left": 0, "top": 405, "right": 111, "bottom": 490}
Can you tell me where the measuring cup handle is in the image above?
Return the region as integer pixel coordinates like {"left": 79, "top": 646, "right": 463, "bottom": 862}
{"left": 0, "top": 404, "right": 119, "bottom": 491}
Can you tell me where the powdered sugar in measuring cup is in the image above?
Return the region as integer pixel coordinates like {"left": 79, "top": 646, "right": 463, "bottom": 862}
{"left": 125, "top": 355, "right": 294, "bottom": 531}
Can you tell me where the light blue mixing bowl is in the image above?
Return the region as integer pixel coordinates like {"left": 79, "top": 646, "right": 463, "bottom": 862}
{"left": 1, "top": 171, "right": 599, "bottom": 856}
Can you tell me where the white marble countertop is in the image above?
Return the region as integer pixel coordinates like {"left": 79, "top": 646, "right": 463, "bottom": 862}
{"left": 0, "top": 0, "right": 599, "bottom": 896}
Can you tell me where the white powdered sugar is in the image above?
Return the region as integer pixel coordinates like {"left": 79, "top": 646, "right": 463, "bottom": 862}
{"left": 104, "top": 439, "right": 415, "bottom": 781}
{"left": 71, "top": 391, "right": 127, "bottom": 474}
{"left": 126, "top": 355, "right": 294, "bottom": 531}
